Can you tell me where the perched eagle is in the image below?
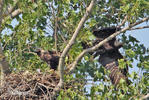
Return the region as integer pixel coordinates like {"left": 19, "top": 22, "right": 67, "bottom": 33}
{"left": 34, "top": 48, "right": 60, "bottom": 70}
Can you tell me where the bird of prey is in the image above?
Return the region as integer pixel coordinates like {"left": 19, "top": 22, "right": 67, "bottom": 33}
{"left": 34, "top": 48, "right": 60, "bottom": 70}
{"left": 82, "top": 27, "right": 130, "bottom": 85}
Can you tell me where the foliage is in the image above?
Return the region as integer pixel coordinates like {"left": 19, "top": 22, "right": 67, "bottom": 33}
{"left": 0, "top": 0, "right": 149, "bottom": 99}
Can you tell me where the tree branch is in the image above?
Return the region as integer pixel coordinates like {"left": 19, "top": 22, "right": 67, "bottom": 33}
{"left": 0, "top": 0, "right": 11, "bottom": 78}
{"left": 4, "top": 0, "right": 22, "bottom": 18}
{"left": 0, "top": 0, "right": 11, "bottom": 87}
{"left": 0, "top": 0, "right": 4, "bottom": 26}
{"left": 54, "top": 6, "right": 60, "bottom": 53}
{"left": 54, "top": 17, "right": 58, "bottom": 53}
{"left": 130, "top": 26, "right": 149, "bottom": 30}
{"left": 10, "top": 9, "right": 22, "bottom": 18}
{"left": 52, "top": 0, "right": 95, "bottom": 98}
{"left": 68, "top": 17, "right": 149, "bottom": 73}
{"left": 117, "top": 15, "right": 128, "bottom": 28}
{"left": 50, "top": 1, "right": 58, "bottom": 53}
{"left": 0, "top": 0, "right": 11, "bottom": 71}
{"left": 139, "top": 93, "right": 149, "bottom": 100}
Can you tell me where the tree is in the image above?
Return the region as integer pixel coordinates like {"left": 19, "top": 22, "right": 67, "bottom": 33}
{"left": 0, "top": 0, "right": 149, "bottom": 99}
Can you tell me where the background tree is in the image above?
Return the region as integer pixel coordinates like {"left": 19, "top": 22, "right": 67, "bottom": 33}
{"left": 0, "top": 0, "right": 149, "bottom": 99}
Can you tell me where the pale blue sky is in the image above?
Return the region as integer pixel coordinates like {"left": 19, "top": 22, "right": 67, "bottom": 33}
{"left": 128, "top": 22, "right": 149, "bottom": 48}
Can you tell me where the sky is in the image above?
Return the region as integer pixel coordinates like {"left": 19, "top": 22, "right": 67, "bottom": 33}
{"left": 128, "top": 22, "right": 149, "bottom": 48}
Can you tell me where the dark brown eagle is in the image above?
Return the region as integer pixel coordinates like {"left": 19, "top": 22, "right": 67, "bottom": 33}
{"left": 34, "top": 48, "right": 60, "bottom": 70}
{"left": 82, "top": 27, "right": 130, "bottom": 85}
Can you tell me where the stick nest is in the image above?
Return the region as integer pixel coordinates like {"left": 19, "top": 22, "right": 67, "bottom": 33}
{"left": 0, "top": 71, "right": 62, "bottom": 100}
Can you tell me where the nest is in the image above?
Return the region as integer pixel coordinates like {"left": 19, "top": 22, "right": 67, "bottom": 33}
{"left": 0, "top": 71, "right": 61, "bottom": 100}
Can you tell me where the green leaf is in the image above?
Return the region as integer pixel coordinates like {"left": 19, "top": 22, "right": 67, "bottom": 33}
{"left": 126, "top": 49, "right": 136, "bottom": 58}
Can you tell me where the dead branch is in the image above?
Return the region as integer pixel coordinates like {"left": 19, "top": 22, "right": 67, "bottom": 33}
{"left": 68, "top": 16, "right": 149, "bottom": 74}
{"left": 52, "top": 0, "right": 95, "bottom": 98}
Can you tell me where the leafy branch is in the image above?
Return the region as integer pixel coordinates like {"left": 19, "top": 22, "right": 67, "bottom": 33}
{"left": 68, "top": 16, "right": 149, "bottom": 73}
{"left": 52, "top": 0, "right": 95, "bottom": 98}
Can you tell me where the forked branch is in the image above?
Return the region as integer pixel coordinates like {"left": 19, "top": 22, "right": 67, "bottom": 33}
{"left": 52, "top": 0, "right": 95, "bottom": 98}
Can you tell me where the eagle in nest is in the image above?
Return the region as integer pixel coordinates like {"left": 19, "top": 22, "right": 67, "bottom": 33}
{"left": 34, "top": 48, "right": 60, "bottom": 70}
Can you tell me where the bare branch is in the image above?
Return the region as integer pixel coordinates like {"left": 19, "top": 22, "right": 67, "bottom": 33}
{"left": 10, "top": 9, "right": 22, "bottom": 18}
{"left": 59, "top": 32, "right": 67, "bottom": 43}
{"left": 4, "top": 0, "right": 22, "bottom": 18}
{"left": 50, "top": 1, "right": 58, "bottom": 53}
{"left": 57, "top": 22, "right": 67, "bottom": 43}
{"left": 117, "top": 15, "right": 128, "bottom": 28}
{"left": 7, "top": 5, "right": 15, "bottom": 14}
{"left": 68, "top": 17, "right": 149, "bottom": 73}
{"left": 54, "top": 17, "right": 58, "bottom": 53}
{"left": 52, "top": 0, "right": 95, "bottom": 98}
{"left": 130, "top": 26, "right": 149, "bottom": 30}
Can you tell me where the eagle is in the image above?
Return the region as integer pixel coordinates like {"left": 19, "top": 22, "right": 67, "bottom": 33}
{"left": 82, "top": 27, "right": 130, "bottom": 85}
{"left": 34, "top": 48, "right": 60, "bottom": 70}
